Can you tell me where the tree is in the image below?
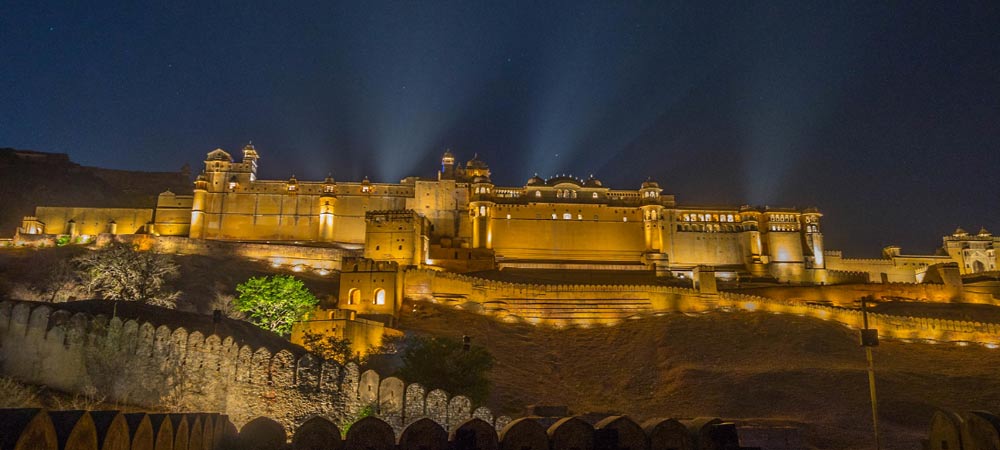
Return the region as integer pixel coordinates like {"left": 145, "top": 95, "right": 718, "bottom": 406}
{"left": 396, "top": 335, "right": 494, "bottom": 404}
{"left": 234, "top": 275, "right": 318, "bottom": 336}
{"left": 74, "top": 241, "right": 180, "bottom": 307}
{"left": 300, "top": 331, "right": 355, "bottom": 363}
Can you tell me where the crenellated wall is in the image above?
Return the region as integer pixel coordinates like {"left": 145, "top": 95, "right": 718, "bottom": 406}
{"left": 403, "top": 269, "right": 710, "bottom": 326}
{"left": 9, "top": 234, "right": 361, "bottom": 272}
{"left": 0, "top": 300, "right": 492, "bottom": 434}
{"left": 403, "top": 270, "right": 1000, "bottom": 345}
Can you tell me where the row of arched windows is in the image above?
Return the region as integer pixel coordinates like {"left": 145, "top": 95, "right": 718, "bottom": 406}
{"left": 346, "top": 288, "right": 386, "bottom": 305}
{"left": 681, "top": 213, "right": 740, "bottom": 223}
{"left": 678, "top": 223, "right": 743, "bottom": 232}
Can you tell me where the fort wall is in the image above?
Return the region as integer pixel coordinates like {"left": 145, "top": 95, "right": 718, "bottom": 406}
{"left": 0, "top": 300, "right": 493, "bottom": 434}
{"left": 403, "top": 270, "right": 1000, "bottom": 344}
{"left": 735, "top": 280, "right": 995, "bottom": 305}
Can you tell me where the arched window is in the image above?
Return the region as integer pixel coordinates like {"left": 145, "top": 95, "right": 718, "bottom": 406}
{"left": 563, "top": 213, "right": 572, "bottom": 220}
{"left": 535, "top": 191, "right": 542, "bottom": 198}
{"left": 374, "top": 288, "right": 386, "bottom": 305}
{"left": 348, "top": 288, "right": 360, "bottom": 305}
{"left": 623, "top": 217, "right": 628, "bottom": 222}
{"left": 592, "top": 192, "right": 598, "bottom": 199}
{"left": 551, "top": 213, "right": 557, "bottom": 220}
{"left": 479, "top": 206, "right": 486, "bottom": 216}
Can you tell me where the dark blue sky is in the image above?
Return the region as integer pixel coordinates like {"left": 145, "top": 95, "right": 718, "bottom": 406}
{"left": 2, "top": 1, "right": 998, "bottom": 256}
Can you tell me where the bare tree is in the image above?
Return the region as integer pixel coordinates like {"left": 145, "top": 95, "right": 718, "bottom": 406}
{"left": 75, "top": 241, "right": 180, "bottom": 308}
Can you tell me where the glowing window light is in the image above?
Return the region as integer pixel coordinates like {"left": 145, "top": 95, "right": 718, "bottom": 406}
{"left": 374, "top": 288, "right": 386, "bottom": 305}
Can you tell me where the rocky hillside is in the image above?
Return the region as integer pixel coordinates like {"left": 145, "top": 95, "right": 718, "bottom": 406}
{"left": 399, "top": 301, "right": 1000, "bottom": 450}
{"left": 0, "top": 149, "right": 192, "bottom": 237}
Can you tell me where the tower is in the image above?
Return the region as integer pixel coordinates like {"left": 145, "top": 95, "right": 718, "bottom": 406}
{"left": 739, "top": 207, "right": 767, "bottom": 277}
{"left": 318, "top": 175, "right": 336, "bottom": 242}
{"left": 190, "top": 173, "right": 209, "bottom": 239}
{"left": 440, "top": 150, "right": 456, "bottom": 180}
{"left": 639, "top": 178, "right": 664, "bottom": 252}
{"left": 469, "top": 174, "right": 495, "bottom": 249}
{"left": 802, "top": 209, "right": 825, "bottom": 269}
{"left": 242, "top": 142, "right": 259, "bottom": 181}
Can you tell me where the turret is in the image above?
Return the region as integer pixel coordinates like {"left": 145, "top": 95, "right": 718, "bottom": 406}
{"left": 242, "top": 142, "right": 259, "bottom": 181}
{"left": 440, "top": 150, "right": 456, "bottom": 180}
{"left": 469, "top": 173, "right": 495, "bottom": 249}
{"left": 802, "top": 209, "right": 824, "bottom": 268}
{"left": 639, "top": 177, "right": 662, "bottom": 204}
{"left": 318, "top": 175, "right": 336, "bottom": 242}
{"left": 190, "top": 173, "right": 209, "bottom": 239}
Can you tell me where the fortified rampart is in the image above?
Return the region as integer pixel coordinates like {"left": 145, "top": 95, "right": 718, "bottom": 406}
{"left": 11, "top": 234, "right": 360, "bottom": 272}
{"left": 0, "top": 301, "right": 493, "bottom": 434}
{"left": 403, "top": 269, "right": 710, "bottom": 325}
{"left": 403, "top": 270, "right": 1000, "bottom": 345}
{"left": 733, "top": 280, "right": 995, "bottom": 305}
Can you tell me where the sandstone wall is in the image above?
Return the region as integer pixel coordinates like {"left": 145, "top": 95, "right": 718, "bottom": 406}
{"left": 404, "top": 270, "right": 1000, "bottom": 345}
{"left": 0, "top": 301, "right": 492, "bottom": 434}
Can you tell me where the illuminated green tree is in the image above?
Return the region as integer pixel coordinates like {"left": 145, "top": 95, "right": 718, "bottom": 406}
{"left": 234, "top": 275, "right": 318, "bottom": 335}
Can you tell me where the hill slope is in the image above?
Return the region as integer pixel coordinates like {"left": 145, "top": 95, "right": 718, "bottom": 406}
{"left": 399, "top": 302, "right": 1000, "bottom": 450}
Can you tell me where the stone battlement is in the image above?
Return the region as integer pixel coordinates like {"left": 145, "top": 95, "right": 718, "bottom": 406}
{"left": 0, "top": 300, "right": 493, "bottom": 433}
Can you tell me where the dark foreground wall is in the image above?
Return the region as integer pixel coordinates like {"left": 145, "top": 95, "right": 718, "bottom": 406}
{"left": 0, "top": 409, "right": 757, "bottom": 450}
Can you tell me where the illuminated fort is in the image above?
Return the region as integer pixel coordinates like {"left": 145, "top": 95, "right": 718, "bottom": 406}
{"left": 16, "top": 143, "right": 998, "bottom": 287}
{"left": 11, "top": 144, "right": 1000, "bottom": 353}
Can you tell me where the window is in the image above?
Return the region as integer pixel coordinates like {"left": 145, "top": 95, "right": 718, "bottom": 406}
{"left": 348, "top": 288, "right": 360, "bottom": 305}
{"left": 506, "top": 214, "right": 511, "bottom": 219}
{"left": 592, "top": 192, "right": 598, "bottom": 199}
{"left": 479, "top": 206, "right": 486, "bottom": 216}
{"left": 228, "top": 181, "right": 238, "bottom": 190}
{"left": 287, "top": 184, "right": 297, "bottom": 192}
{"left": 535, "top": 191, "right": 542, "bottom": 198}
{"left": 577, "top": 214, "right": 583, "bottom": 220}
{"left": 563, "top": 213, "right": 572, "bottom": 220}
{"left": 623, "top": 217, "right": 628, "bottom": 222}
{"left": 551, "top": 214, "right": 557, "bottom": 220}
{"left": 374, "top": 288, "right": 386, "bottom": 305}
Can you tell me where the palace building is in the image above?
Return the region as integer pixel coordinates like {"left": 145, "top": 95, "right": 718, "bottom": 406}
{"left": 17, "top": 143, "right": 840, "bottom": 283}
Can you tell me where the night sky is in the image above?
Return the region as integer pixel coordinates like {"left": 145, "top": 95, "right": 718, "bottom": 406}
{"left": 2, "top": 2, "right": 998, "bottom": 256}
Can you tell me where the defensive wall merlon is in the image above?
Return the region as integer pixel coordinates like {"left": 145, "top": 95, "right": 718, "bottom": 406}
{"left": 0, "top": 408, "right": 771, "bottom": 450}
{"left": 404, "top": 270, "right": 1000, "bottom": 344}
{"left": 0, "top": 300, "right": 495, "bottom": 433}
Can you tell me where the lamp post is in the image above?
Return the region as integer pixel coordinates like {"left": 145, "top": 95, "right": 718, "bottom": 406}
{"left": 860, "top": 296, "right": 881, "bottom": 450}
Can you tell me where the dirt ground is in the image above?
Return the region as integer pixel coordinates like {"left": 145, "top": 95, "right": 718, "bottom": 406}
{"left": 399, "top": 301, "right": 1000, "bottom": 450}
